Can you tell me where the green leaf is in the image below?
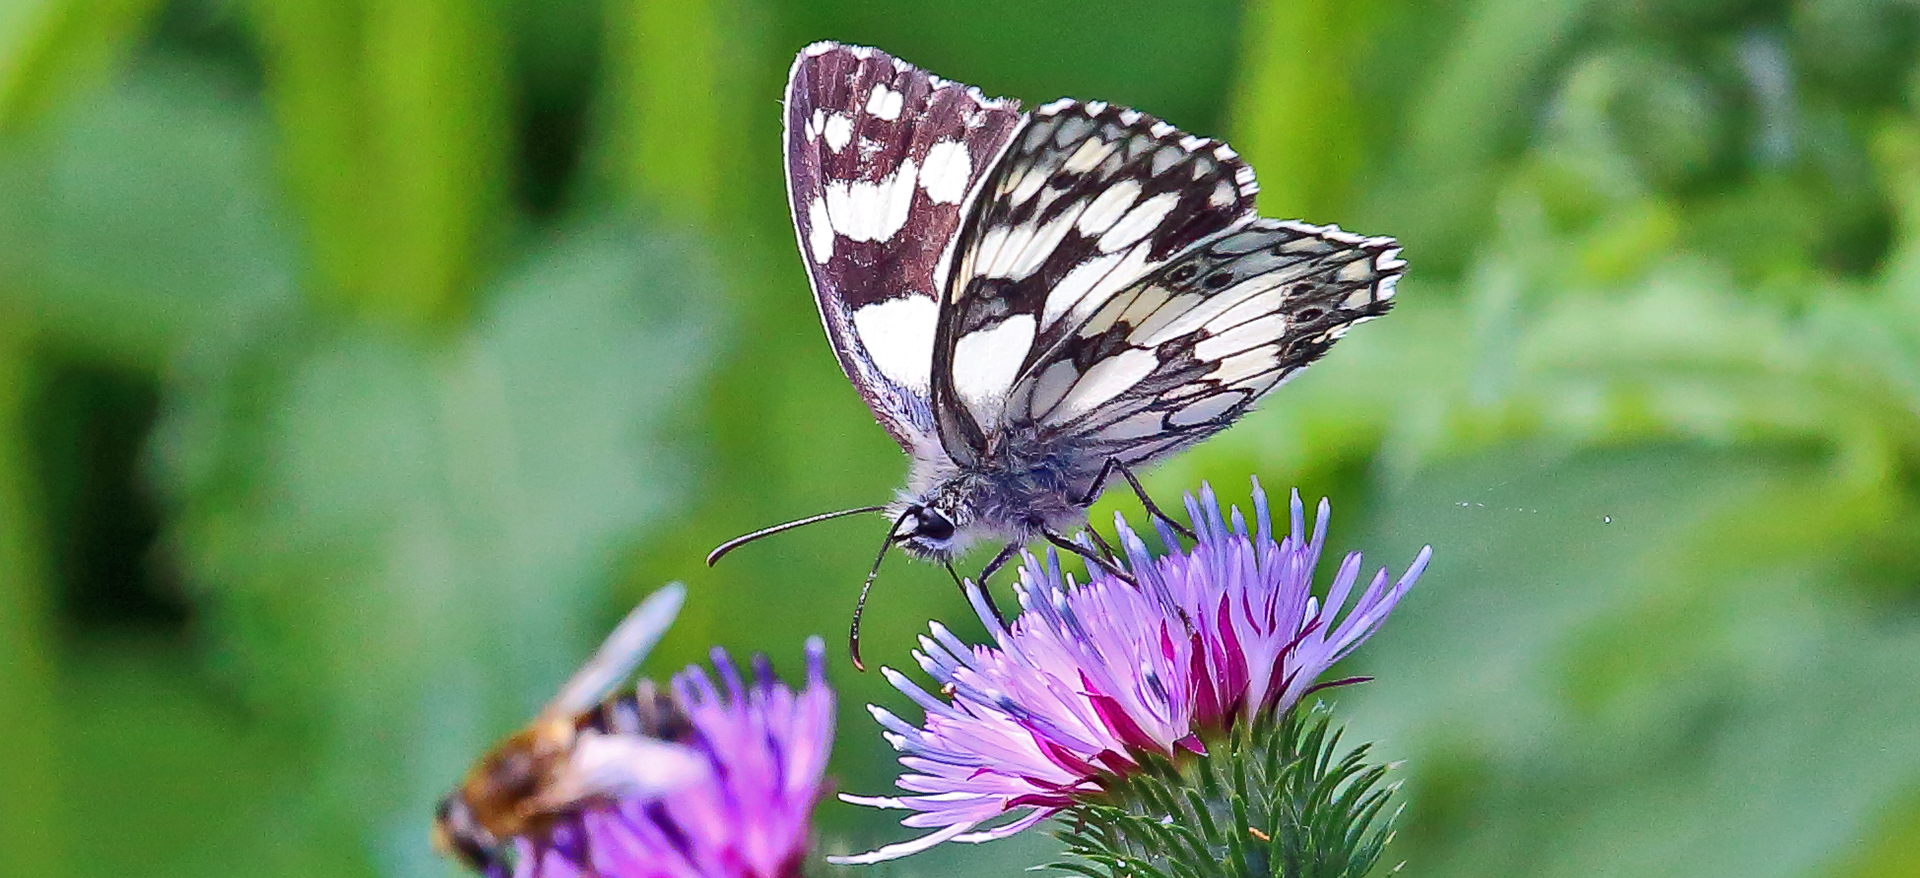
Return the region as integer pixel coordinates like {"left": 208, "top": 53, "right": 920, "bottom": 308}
{"left": 0, "top": 0, "right": 161, "bottom": 131}
{"left": 150, "top": 215, "right": 719, "bottom": 876}
{"left": 1339, "top": 446, "right": 1920, "bottom": 878}
{"left": 0, "top": 61, "right": 298, "bottom": 367}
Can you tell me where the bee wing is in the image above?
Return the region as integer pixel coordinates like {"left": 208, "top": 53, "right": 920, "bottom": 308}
{"left": 534, "top": 733, "right": 707, "bottom": 809}
{"left": 543, "top": 582, "right": 686, "bottom": 719}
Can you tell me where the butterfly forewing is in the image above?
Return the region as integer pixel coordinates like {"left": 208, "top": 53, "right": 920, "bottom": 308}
{"left": 785, "top": 42, "right": 1024, "bottom": 454}
{"left": 1010, "top": 219, "right": 1405, "bottom": 466}
{"left": 928, "top": 100, "right": 1260, "bottom": 457}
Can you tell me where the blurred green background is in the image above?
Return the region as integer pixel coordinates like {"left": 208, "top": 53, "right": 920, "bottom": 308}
{"left": 4, "top": 0, "right": 1920, "bottom": 875}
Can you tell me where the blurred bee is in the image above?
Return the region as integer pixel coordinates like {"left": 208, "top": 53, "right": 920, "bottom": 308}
{"left": 433, "top": 583, "right": 706, "bottom": 875}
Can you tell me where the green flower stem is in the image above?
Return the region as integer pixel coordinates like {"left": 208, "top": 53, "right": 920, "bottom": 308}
{"left": 0, "top": 327, "right": 63, "bottom": 877}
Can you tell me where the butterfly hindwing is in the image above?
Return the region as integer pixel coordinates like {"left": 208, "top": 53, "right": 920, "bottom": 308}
{"left": 784, "top": 42, "right": 1024, "bottom": 454}
{"left": 1008, "top": 219, "right": 1405, "bottom": 467}
{"left": 929, "top": 100, "right": 1259, "bottom": 458}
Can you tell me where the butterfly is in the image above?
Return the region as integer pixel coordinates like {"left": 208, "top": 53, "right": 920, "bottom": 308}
{"left": 711, "top": 42, "right": 1404, "bottom": 668}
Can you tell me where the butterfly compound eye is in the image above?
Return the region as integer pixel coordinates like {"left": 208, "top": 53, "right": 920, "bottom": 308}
{"left": 916, "top": 509, "right": 956, "bottom": 541}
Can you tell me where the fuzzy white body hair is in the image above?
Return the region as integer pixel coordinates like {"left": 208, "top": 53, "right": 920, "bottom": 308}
{"left": 891, "top": 429, "right": 1099, "bottom": 562}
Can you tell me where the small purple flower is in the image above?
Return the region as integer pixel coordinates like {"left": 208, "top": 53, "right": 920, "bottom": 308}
{"left": 834, "top": 480, "right": 1431, "bottom": 863}
{"left": 519, "top": 638, "right": 835, "bottom": 878}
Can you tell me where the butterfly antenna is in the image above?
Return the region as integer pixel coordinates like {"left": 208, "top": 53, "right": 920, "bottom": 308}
{"left": 850, "top": 508, "right": 916, "bottom": 672}
{"left": 707, "top": 505, "right": 889, "bottom": 566}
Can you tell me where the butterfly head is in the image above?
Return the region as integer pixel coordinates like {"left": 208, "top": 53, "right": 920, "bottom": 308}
{"left": 890, "top": 503, "right": 970, "bottom": 560}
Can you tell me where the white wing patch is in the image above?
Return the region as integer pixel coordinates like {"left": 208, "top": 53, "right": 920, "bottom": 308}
{"left": 1127, "top": 291, "right": 1200, "bottom": 340}
{"left": 1061, "top": 136, "right": 1119, "bottom": 173}
{"left": 824, "top": 113, "right": 853, "bottom": 151}
{"left": 852, "top": 297, "right": 941, "bottom": 392}
{"left": 1042, "top": 249, "right": 1127, "bottom": 323}
{"left": 866, "top": 83, "right": 905, "bottom": 120}
{"left": 1052, "top": 347, "right": 1157, "bottom": 420}
{"left": 806, "top": 198, "right": 834, "bottom": 262}
{"left": 1210, "top": 345, "right": 1279, "bottom": 383}
{"left": 1026, "top": 359, "right": 1079, "bottom": 417}
{"left": 1006, "top": 162, "right": 1050, "bottom": 207}
{"left": 919, "top": 140, "right": 972, "bottom": 205}
{"left": 976, "top": 212, "right": 1080, "bottom": 281}
{"left": 823, "top": 160, "right": 920, "bottom": 243}
{"left": 951, "top": 315, "right": 1036, "bottom": 424}
{"left": 1193, "top": 312, "right": 1288, "bottom": 360}
{"left": 1098, "top": 191, "right": 1180, "bottom": 253}
{"left": 1167, "top": 392, "right": 1241, "bottom": 428}
{"left": 1074, "top": 179, "right": 1141, "bottom": 236}
{"left": 1208, "top": 180, "right": 1238, "bottom": 207}
{"left": 1043, "top": 242, "right": 1153, "bottom": 326}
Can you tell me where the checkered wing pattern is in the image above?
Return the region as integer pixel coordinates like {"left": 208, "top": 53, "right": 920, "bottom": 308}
{"left": 1003, "top": 219, "right": 1405, "bottom": 468}
{"left": 928, "top": 100, "right": 1261, "bottom": 459}
{"left": 784, "top": 42, "right": 1023, "bottom": 455}
{"left": 785, "top": 43, "right": 1406, "bottom": 487}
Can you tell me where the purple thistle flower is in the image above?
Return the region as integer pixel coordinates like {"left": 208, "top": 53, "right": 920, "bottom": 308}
{"left": 517, "top": 638, "right": 835, "bottom": 878}
{"left": 833, "top": 480, "right": 1432, "bottom": 864}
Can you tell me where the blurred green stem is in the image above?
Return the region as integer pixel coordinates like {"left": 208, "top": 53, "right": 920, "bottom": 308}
{"left": 0, "top": 325, "right": 64, "bottom": 876}
{"left": 608, "top": 0, "right": 723, "bottom": 223}
{"left": 249, "top": 0, "right": 509, "bottom": 330}
{"left": 1875, "top": 117, "right": 1920, "bottom": 308}
{"left": 1232, "top": 0, "right": 1379, "bottom": 220}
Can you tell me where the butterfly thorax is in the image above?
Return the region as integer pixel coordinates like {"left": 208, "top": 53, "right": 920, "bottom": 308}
{"left": 896, "top": 434, "right": 1094, "bottom": 561}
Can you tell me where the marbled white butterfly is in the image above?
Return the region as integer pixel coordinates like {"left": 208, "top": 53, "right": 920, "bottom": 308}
{"left": 712, "top": 42, "right": 1405, "bottom": 667}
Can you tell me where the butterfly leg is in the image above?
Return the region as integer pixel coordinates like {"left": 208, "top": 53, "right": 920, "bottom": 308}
{"left": 1081, "top": 526, "right": 1123, "bottom": 565}
{"left": 1042, "top": 529, "right": 1137, "bottom": 585}
{"left": 977, "top": 542, "right": 1023, "bottom": 584}
{"left": 948, "top": 559, "right": 1008, "bottom": 623}
{"left": 1078, "top": 457, "right": 1198, "bottom": 541}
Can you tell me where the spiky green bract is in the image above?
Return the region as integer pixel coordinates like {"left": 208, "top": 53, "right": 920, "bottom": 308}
{"left": 1050, "top": 704, "right": 1398, "bottom": 878}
